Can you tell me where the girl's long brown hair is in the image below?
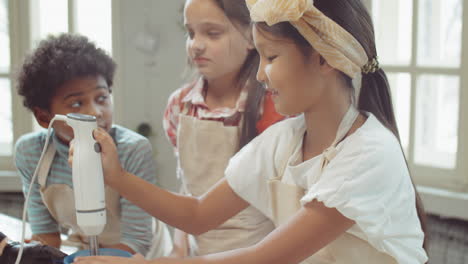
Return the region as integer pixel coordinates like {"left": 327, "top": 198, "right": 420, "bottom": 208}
{"left": 255, "top": 0, "right": 427, "bottom": 251}
{"left": 207, "top": 0, "right": 266, "bottom": 149}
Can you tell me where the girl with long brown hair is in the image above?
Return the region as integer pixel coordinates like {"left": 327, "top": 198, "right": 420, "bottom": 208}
{"left": 162, "top": 0, "right": 281, "bottom": 257}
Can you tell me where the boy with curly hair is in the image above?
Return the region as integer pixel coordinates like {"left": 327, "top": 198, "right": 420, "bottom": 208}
{"left": 14, "top": 33, "right": 171, "bottom": 257}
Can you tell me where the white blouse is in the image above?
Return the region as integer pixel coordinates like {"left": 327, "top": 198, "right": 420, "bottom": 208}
{"left": 225, "top": 113, "right": 428, "bottom": 263}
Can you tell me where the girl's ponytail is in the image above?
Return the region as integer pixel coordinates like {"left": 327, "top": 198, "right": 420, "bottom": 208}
{"left": 239, "top": 50, "right": 265, "bottom": 149}
{"left": 215, "top": 0, "right": 266, "bottom": 149}
{"left": 359, "top": 69, "right": 398, "bottom": 137}
{"left": 359, "top": 68, "right": 428, "bottom": 249}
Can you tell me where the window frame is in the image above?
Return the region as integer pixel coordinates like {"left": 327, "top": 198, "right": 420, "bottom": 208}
{"left": 369, "top": 0, "right": 468, "bottom": 193}
{"left": 0, "top": 0, "right": 31, "bottom": 172}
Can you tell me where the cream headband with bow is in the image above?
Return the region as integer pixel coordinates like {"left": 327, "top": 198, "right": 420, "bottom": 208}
{"left": 247, "top": 0, "right": 376, "bottom": 104}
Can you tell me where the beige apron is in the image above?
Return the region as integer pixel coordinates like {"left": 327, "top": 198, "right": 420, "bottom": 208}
{"left": 178, "top": 114, "right": 275, "bottom": 256}
{"left": 268, "top": 107, "right": 397, "bottom": 264}
{"left": 37, "top": 142, "right": 121, "bottom": 249}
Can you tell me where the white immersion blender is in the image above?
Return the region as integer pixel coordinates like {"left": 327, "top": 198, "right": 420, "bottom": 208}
{"left": 14, "top": 113, "right": 106, "bottom": 264}
{"left": 64, "top": 113, "right": 107, "bottom": 256}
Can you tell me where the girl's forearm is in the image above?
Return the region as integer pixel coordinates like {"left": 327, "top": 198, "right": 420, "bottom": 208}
{"left": 149, "top": 202, "right": 356, "bottom": 264}
{"left": 149, "top": 247, "right": 262, "bottom": 264}
{"left": 112, "top": 172, "right": 203, "bottom": 234}
{"left": 111, "top": 173, "right": 248, "bottom": 237}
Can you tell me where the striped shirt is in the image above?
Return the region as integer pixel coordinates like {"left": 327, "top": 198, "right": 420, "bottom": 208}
{"left": 14, "top": 125, "right": 155, "bottom": 255}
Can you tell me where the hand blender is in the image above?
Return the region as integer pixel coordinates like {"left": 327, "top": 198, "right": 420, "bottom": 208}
{"left": 13, "top": 113, "right": 106, "bottom": 264}
{"left": 62, "top": 113, "right": 106, "bottom": 256}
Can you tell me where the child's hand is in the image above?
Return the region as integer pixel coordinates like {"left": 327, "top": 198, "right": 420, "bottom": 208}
{"left": 68, "top": 128, "right": 126, "bottom": 188}
{"left": 73, "top": 253, "right": 148, "bottom": 264}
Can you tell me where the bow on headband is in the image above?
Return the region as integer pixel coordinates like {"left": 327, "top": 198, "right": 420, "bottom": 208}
{"left": 247, "top": 0, "right": 372, "bottom": 102}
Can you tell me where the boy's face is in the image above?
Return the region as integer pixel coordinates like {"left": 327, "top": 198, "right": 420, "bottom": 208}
{"left": 35, "top": 75, "right": 113, "bottom": 144}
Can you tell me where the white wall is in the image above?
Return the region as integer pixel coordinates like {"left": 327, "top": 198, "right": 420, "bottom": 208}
{"left": 362, "top": 0, "right": 372, "bottom": 10}
{"left": 112, "top": 0, "right": 186, "bottom": 192}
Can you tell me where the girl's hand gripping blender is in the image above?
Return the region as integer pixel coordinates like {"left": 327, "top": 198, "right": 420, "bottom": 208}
{"left": 65, "top": 113, "right": 106, "bottom": 256}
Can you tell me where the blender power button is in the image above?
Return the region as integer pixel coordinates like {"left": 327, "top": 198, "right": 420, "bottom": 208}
{"left": 94, "top": 142, "right": 102, "bottom": 153}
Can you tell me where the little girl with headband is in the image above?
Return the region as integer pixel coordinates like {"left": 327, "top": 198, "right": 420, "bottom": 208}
{"left": 73, "top": 0, "right": 428, "bottom": 263}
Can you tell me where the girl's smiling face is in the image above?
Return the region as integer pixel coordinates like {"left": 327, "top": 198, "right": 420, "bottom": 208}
{"left": 184, "top": 0, "right": 253, "bottom": 81}
{"left": 253, "top": 25, "right": 328, "bottom": 116}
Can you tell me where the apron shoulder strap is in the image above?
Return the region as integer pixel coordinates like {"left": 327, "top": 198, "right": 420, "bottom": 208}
{"left": 38, "top": 143, "right": 57, "bottom": 188}
{"left": 321, "top": 107, "right": 359, "bottom": 171}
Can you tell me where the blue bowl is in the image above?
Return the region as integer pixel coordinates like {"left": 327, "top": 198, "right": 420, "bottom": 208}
{"left": 63, "top": 248, "right": 132, "bottom": 263}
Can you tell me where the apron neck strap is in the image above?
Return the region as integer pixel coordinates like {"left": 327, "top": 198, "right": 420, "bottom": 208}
{"left": 38, "top": 143, "right": 57, "bottom": 188}
{"left": 321, "top": 106, "right": 359, "bottom": 171}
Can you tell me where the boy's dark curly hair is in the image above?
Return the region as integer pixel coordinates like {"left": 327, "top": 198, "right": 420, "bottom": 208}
{"left": 16, "top": 33, "right": 116, "bottom": 111}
